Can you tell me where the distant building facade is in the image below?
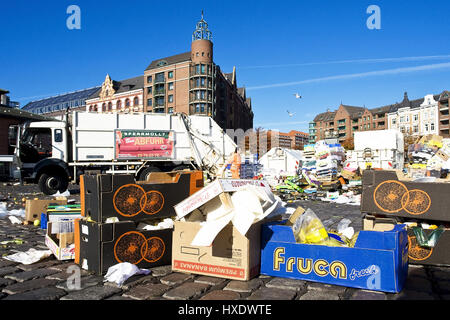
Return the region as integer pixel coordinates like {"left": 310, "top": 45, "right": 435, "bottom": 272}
{"left": 287, "top": 130, "right": 309, "bottom": 150}
{"left": 310, "top": 91, "right": 450, "bottom": 143}
{"left": 85, "top": 75, "right": 144, "bottom": 113}
{"left": 387, "top": 93, "right": 440, "bottom": 136}
{"left": 438, "top": 91, "right": 450, "bottom": 137}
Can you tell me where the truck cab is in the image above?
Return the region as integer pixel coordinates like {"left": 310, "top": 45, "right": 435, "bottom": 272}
{"left": 13, "top": 120, "right": 71, "bottom": 194}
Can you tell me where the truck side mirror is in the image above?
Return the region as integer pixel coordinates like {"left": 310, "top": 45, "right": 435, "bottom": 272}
{"left": 8, "top": 125, "right": 18, "bottom": 148}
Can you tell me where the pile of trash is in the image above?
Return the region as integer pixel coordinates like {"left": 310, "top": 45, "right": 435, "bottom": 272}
{"left": 314, "top": 141, "right": 346, "bottom": 182}
{"left": 407, "top": 135, "right": 450, "bottom": 179}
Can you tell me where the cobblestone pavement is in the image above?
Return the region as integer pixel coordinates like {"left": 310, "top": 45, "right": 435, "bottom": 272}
{"left": 1, "top": 183, "right": 449, "bottom": 301}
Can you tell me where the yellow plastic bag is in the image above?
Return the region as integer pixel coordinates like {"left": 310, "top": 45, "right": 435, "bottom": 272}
{"left": 292, "top": 208, "right": 330, "bottom": 244}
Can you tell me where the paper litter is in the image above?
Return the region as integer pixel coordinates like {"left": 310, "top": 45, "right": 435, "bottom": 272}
{"left": 4, "top": 248, "right": 52, "bottom": 265}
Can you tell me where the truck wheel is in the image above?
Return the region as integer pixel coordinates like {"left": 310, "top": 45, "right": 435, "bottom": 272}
{"left": 137, "top": 167, "right": 161, "bottom": 181}
{"left": 38, "top": 173, "right": 69, "bottom": 195}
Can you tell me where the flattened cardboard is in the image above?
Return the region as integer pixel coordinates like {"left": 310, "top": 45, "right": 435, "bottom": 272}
{"left": 75, "top": 219, "right": 172, "bottom": 275}
{"left": 260, "top": 220, "right": 409, "bottom": 293}
{"left": 81, "top": 170, "right": 203, "bottom": 223}
{"left": 363, "top": 214, "right": 450, "bottom": 266}
{"left": 174, "top": 179, "right": 271, "bottom": 219}
{"left": 171, "top": 220, "right": 264, "bottom": 281}
{"left": 45, "top": 222, "right": 75, "bottom": 260}
{"left": 362, "top": 170, "right": 450, "bottom": 222}
{"left": 25, "top": 199, "right": 67, "bottom": 224}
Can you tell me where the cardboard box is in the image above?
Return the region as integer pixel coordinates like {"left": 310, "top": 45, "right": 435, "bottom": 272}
{"left": 171, "top": 220, "right": 264, "bottom": 280}
{"left": 45, "top": 222, "right": 75, "bottom": 260}
{"left": 363, "top": 214, "right": 450, "bottom": 266}
{"left": 362, "top": 170, "right": 450, "bottom": 222}
{"left": 74, "top": 219, "right": 172, "bottom": 275}
{"left": 80, "top": 170, "right": 204, "bottom": 223}
{"left": 24, "top": 199, "right": 67, "bottom": 224}
{"left": 174, "top": 178, "right": 271, "bottom": 219}
{"left": 260, "top": 220, "right": 409, "bottom": 293}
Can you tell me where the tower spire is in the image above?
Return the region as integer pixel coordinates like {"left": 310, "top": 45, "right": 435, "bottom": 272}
{"left": 192, "top": 11, "right": 212, "bottom": 42}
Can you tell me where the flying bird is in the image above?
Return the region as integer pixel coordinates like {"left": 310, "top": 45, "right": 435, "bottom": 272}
{"left": 293, "top": 93, "right": 302, "bottom": 99}
{"left": 287, "top": 110, "right": 295, "bottom": 117}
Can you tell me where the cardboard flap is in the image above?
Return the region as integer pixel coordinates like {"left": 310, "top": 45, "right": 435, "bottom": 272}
{"left": 137, "top": 171, "right": 181, "bottom": 184}
{"left": 354, "top": 224, "right": 406, "bottom": 250}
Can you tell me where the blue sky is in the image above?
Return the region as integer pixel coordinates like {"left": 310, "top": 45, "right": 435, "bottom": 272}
{"left": 1, "top": 0, "right": 450, "bottom": 134}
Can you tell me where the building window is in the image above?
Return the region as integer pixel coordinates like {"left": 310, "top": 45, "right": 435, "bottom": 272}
{"left": 108, "top": 102, "right": 113, "bottom": 111}
{"left": 413, "top": 125, "right": 419, "bottom": 133}
{"left": 201, "top": 64, "right": 206, "bottom": 74}
{"left": 93, "top": 105, "right": 98, "bottom": 112}
{"left": 168, "top": 107, "right": 174, "bottom": 114}
{"left": 147, "top": 87, "right": 152, "bottom": 94}
{"left": 117, "top": 100, "right": 122, "bottom": 110}
{"left": 168, "top": 82, "right": 174, "bottom": 90}
{"left": 168, "top": 71, "right": 174, "bottom": 79}
{"left": 168, "top": 95, "right": 173, "bottom": 103}
{"left": 413, "top": 114, "right": 418, "bottom": 121}
{"left": 125, "top": 98, "right": 131, "bottom": 107}
{"left": 431, "top": 123, "right": 435, "bottom": 131}
{"left": 400, "top": 116, "right": 404, "bottom": 123}
{"left": 155, "top": 72, "right": 165, "bottom": 83}
{"left": 147, "top": 75, "right": 152, "bottom": 83}
{"left": 147, "top": 99, "right": 152, "bottom": 107}
{"left": 134, "top": 97, "right": 139, "bottom": 106}
{"left": 102, "top": 103, "right": 106, "bottom": 112}
{"left": 425, "top": 124, "right": 429, "bottom": 131}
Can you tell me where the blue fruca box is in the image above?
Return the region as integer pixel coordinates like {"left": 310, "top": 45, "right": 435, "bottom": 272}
{"left": 260, "top": 221, "right": 409, "bottom": 293}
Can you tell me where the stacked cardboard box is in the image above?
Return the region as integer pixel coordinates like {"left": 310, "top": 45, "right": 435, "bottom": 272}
{"left": 361, "top": 169, "right": 450, "bottom": 266}
{"left": 172, "top": 178, "right": 282, "bottom": 280}
{"left": 74, "top": 170, "right": 204, "bottom": 274}
{"left": 314, "top": 142, "right": 345, "bottom": 182}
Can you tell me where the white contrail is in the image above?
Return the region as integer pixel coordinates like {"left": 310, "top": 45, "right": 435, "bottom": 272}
{"left": 255, "top": 120, "right": 310, "bottom": 127}
{"left": 241, "top": 54, "right": 450, "bottom": 69}
{"left": 247, "top": 62, "right": 450, "bottom": 90}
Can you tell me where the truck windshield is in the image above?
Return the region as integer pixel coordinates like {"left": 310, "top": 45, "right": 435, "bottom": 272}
{"left": 22, "top": 128, "right": 52, "bottom": 157}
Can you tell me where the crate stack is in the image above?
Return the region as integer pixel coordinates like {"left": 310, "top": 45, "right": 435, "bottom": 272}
{"left": 314, "top": 141, "right": 345, "bottom": 182}
{"left": 301, "top": 144, "right": 316, "bottom": 174}
{"left": 74, "top": 170, "right": 204, "bottom": 275}
{"left": 239, "top": 153, "right": 262, "bottom": 179}
{"left": 361, "top": 169, "right": 450, "bottom": 266}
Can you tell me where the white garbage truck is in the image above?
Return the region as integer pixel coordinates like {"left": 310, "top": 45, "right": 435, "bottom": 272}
{"left": 9, "top": 111, "right": 237, "bottom": 194}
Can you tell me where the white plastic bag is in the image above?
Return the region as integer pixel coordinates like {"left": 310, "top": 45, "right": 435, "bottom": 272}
{"left": 104, "top": 262, "right": 150, "bottom": 286}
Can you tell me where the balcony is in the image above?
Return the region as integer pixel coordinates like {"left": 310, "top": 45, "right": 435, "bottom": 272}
{"left": 154, "top": 76, "right": 165, "bottom": 84}
{"left": 190, "top": 104, "right": 211, "bottom": 116}
{"left": 338, "top": 126, "right": 346, "bottom": 131}
{"left": 154, "top": 89, "right": 165, "bottom": 97}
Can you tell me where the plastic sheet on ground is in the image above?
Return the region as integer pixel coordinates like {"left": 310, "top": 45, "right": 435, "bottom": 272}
{"left": 104, "top": 262, "right": 151, "bottom": 286}
{"left": 0, "top": 202, "right": 25, "bottom": 219}
{"left": 51, "top": 190, "right": 71, "bottom": 197}
{"left": 4, "top": 248, "right": 52, "bottom": 265}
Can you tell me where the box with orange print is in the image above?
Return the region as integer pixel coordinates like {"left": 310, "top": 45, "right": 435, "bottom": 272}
{"left": 361, "top": 170, "right": 450, "bottom": 223}
{"left": 80, "top": 170, "right": 204, "bottom": 223}
{"left": 74, "top": 219, "right": 172, "bottom": 275}
{"left": 363, "top": 214, "right": 450, "bottom": 266}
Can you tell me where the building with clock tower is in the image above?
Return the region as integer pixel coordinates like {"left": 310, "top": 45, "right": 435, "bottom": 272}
{"left": 143, "top": 12, "right": 253, "bottom": 132}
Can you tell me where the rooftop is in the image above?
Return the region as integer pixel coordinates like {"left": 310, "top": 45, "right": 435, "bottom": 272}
{"left": 22, "top": 86, "right": 100, "bottom": 111}
{"left": 145, "top": 52, "right": 191, "bottom": 71}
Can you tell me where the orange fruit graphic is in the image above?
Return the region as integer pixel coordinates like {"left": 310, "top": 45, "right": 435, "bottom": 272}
{"left": 407, "top": 235, "right": 433, "bottom": 261}
{"left": 114, "top": 231, "right": 148, "bottom": 264}
{"left": 401, "top": 189, "right": 431, "bottom": 216}
{"left": 374, "top": 180, "right": 409, "bottom": 213}
{"left": 140, "top": 190, "right": 164, "bottom": 215}
{"left": 113, "top": 184, "right": 147, "bottom": 217}
{"left": 141, "top": 236, "right": 165, "bottom": 263}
